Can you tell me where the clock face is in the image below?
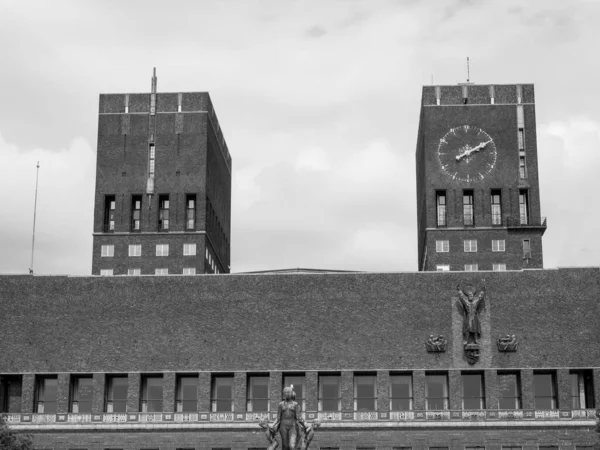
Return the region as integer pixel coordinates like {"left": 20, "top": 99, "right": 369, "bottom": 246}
{"left": 437, "top": 125, "right": 497, "bottom": 182}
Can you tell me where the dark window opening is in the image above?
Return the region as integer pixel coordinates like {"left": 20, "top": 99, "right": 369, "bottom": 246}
{"left": 247, "top": 375, "right": 269, "bottom": 412}
{"left": 211, "top": 376, "right": 234, "bottom": 412}
{"left": 158, "top": 195, "right": 170, "bottom": 231}
{"left": 319, "top": 375, "right": 341, "bottom": 412}
{"left": 519, "top": 190, "right": 529, "bottom": 224}
{"left": 141, "top": 375, "right": 163, "bottom": 413}
{"left": 131, "top": 195, "right": 142, "bottom": 231}
{"left": 1, "top": 375, "right": 22, "bottom": 413}
{"left": 104, "top": 195, "right": 116, "bottom": 232}
{"left": 463, "top": 191, "right": 474, "bottom": 226}
{"left": 436, "top": 192, "right": 446, "bottom": 227}
{"left": 498, "top": 373, "right": 521, "bottom": 409}
{"left": 491, "top": 190, "right": 502, "bottom": 225}
{"left": 36, "top": 376, "right": 58, "bottom": 413}
{"left": 534, "top": 372, "right": 557, "bottom": 409}
{"left": 106, "top": 376, "right": 128, "bottom": 413}
{"left": 354, "top": 375, "right": 376, "bottom": 411}
{"left": 570, "top": 370, "right": 595, "bottom": 409}
{"left": 425, "top": 374, "right": 448, "bottom": 410}
{"left": 71, "top": 376, "right": 93, "bottom": 413}
{"left": 390, "top": 374, "right": 412, "bottom": 411}
{"left": 186, "top": 195, "right": 196, "bottom": 230}
{"left": 176, "top": 375, "right": 198, "bottom": 413}
{"left": 462, "top": 373, "right": 485, "bottom": 409}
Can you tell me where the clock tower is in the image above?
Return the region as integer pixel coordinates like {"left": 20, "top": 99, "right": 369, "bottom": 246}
{"left": 416, "top": 83, "right": 546, "bottom": 272}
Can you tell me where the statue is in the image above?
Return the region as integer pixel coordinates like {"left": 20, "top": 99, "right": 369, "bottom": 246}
{"left": 259, "top": 386, "right": 320, "bottom": 450}
{"left": 425, "top": 334, "right": 447, "bottom": 352}
{"left": 457, "top": 283, "right": 486, "bottom": 364}
{"left": 497, "top": 334, "right": 518, "bottom": 352}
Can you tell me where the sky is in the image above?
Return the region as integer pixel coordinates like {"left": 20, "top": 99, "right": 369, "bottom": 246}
{"left": 0, "top": 0, "right": 599, "bottom": 275}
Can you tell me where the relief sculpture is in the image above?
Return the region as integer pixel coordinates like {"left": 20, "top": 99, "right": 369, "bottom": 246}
{"left": 457, "top": 283, "right": 486, "bottom": 364}
{"left": 497, "top": 334, "right": 518, "bottom": 352}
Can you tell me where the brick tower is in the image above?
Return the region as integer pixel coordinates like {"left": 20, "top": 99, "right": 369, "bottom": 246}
{"left": 92, "top": 69, "right": 232, "bottom": 276}
{"left": 416, "top": 83, "right": 546, "bottom": 272}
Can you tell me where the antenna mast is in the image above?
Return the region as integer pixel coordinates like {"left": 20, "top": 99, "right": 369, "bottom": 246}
{"left": 467, "top": 56, "right": 470, "bottom": 83}
{"left": 29, "top": 161, "right": 40, "bottom": 274}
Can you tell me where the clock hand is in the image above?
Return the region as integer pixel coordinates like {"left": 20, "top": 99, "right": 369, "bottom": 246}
{"left": 455, "top": 140, "right": 492, "bottom": 161}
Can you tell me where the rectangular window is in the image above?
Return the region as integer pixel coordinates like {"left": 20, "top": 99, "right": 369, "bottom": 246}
{"left": 155, "top": 268, "right": 168, "bottom": 275}
{"left": 247, "top": 375, "right": 269, "bottom": 412}
{"left": 104, "top": 195, "right": 116, "bottom": 232}
{"left": 183, "top": 243, "right": 197, "bottom": 256}
{"left": 435, "top": 240, "right": 449, "bottom": 253}
{"left": 491, "top": 190, "right": 502, "bottom": 225}
{"left": 462, "top": 373, "right": 485, "bottom": 409}
{"left": 464, "top": 240, "right": 477, "bottom": 252}
{"left": 436, "top": 192, "right": 446, "bottom": 227}
{"left": 425, "top": 374, "right": 448, "bottom": 410}
{"left": 519, "top": 155, "right": 527, "bottom": 179}
{"left": 128, "top": 268, "right": 141, "bottom": 276}
{"left": 1, "top": 375, "right": 22, "bottom": 413}
{"left": 283, "top": 375, "right": 306, "bottom": 411}
{"left": 492, "top": 240, "right": 505, "bottom": 252}
{"left": 498, "top": 373, "right": 522, "bottom": 409}
{"left": 156, "top": 244, "right": 169, "bottom": 256}
{"left": 148, "top": 143, "right": 156, "bottom": 177}
{"left": 570, "top": 370, "right": 595, "bottom": 409}
{"left": 183, "top": 268, "right": 196, "bottom": 275}
{"left": 519, "top": 190, "right": 529, "bottom": 225}
{"left": 534, "top": 372, "right": 557, "bottom": 409}
{"left": 354, "top": 375, "right": 376, "bottom": 411}
{"left": 71, "top": 376, "right": 93, "bottom": 413}
{"left": 390, "top": 374, "right": 412, "bottom": 410}
{"left": 141, "top": 376, "right": 163, "bottom": 413}
{"left": 211, "top": 376, "right": 234, "bottom": 412}
{"left": 128, "top": 244, "right": 141, "bottom": 257}
{"left": 131, "top": 195, "right": 142, "bottom": 231}
{"left": 436, "top": 265, "right": 450, "bottom": 272}
{"left": 36, "top": 376, "right": 58, "bottom": 413}
{"left": 463, "top": 191, "right": 474, "bottom": 226}
{"left": 158, "top": 195, "right": 170, "bottom": 231}
{"left": 523, "top": 239, "right": 531, "bottom": 258}
{"left": 176, "top": 375, "right": 198, "bottom": 412}
{"left": 105, "top": 376, "right": 128, "bottom": 413}
{"left": 539, "top": 447, "right": 558, "bottom": 450}
{"left": 493, "top": 264, "right": 506, "bottom": 271}
{"left": 518, "top": 129, "right": 525, "bottom": 150}
{"left": 100, "top": 269, "right": 113, "bottom": 276}
{"left": 464, "top": 264, "right": 478, "bottom": 272}
{"left": 186, "top": 195, "right": 196, "bottom": 230}
{"left": 319, "top": 375, "right": 341, "bottom": 411}
{"left": 101, "top": 245, "right": 114, "bottom": 257}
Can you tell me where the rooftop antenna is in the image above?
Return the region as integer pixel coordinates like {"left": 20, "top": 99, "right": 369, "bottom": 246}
{"left": 466, "top": 56, "right": 470, "bottom": 83}
{"left": 29, "top": 161, "right": 40, "bottom": 275}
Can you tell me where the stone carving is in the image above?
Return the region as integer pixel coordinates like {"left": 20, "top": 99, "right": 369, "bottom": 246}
{"left": 457, "top": 283, "right": 486, "bottom": 364}
{"left": 425, "top": 334, "right": 447, "bottom": 352}
{"left": 497, "top": 334, "right": 518, "bottom": 352}
{"left": 259, "top": 385, "right": 320, "bottom": 450}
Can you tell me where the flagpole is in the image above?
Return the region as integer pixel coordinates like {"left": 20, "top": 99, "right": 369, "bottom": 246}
{"left": 30, "top": 161, "right": 40, "bottom": 275}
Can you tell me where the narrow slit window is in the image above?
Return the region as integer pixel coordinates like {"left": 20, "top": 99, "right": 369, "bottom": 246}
{"left": 519, "top": 190, "right": 529, "bottom": 224}
{"left": 463, "top": 191, "right": 474, "bottom": 226}
{"left": 491, "top": 190, "right": 502, "bottom": 225}
{"left": 104, "top": 195, "right": 116, "bottom": 232}
{"left": 436, "top": 192, "right": 446, "bottom": 227}
{"left": 131, "top": 195, "right": 142, "bottom": 231}
{"left": 186, "top": 195, "right": 196, "bottom": 230}
{"left": 158, "top": 195, "right": 170, "bottom": 231}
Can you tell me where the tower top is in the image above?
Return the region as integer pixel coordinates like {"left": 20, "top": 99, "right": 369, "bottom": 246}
{"left": 151, "top": 67, "right": 157, "bottom": 94}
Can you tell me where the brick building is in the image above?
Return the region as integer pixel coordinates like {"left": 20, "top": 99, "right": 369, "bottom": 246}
{"left": 92, "top": 70, "right": 232, "bottom": 276}
{"left": 416, "top": 84, "right": 546, "bottom": 272}
{"left": 0, "top": 269, "right": 598, "bottom": 449}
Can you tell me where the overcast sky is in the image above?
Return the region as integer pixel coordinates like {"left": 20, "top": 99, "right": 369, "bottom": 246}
{"left": 1, "top": 0, "right": 599, "bottom": 275}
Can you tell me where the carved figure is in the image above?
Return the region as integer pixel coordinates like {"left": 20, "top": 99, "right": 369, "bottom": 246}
{"left": 457, "top": 284, "right": 486, "bottom": 345}
{"left": 425, "top": 334, "right": 447, "bottom": 352}
{"left": 497, "top": 334, "right": 518, "bottom": 352}
{"left": 258, "top": 419, "right": 279, "bottom": 450}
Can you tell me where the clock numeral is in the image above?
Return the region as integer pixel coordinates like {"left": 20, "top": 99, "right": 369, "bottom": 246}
{"left": 440, "top": 138, "right": 447, "bottom": 144}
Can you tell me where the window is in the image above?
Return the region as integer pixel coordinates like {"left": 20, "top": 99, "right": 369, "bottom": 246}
{"left": 247, "top": 375, "right": 269, "bottom": 412}
{"left": 158, "top": 195, "right": 170, "bottom": 231}
{"left": 283, "top": 374, "right": 306, "bottom": 411}
{"left": 429, "top": 447, "right": 449, "bottom": 450}
{"left": 128, "top": 268, "right": 141, "bottom": 276}
{"left": 491, "top": 190, "right": 502, "bottom": 225}
{"left": 534, "top": 372, "right": 557, "bottom": 409}
{"left": 176, "top": 375, "right": 198, "bottom": 412}
{"left": 492, "top": 240, "right": 505, "bottom": 252}
{"left": 100, "top": 269, "right": 113, "bottom": 276}
{"left": 183, "top": 268, "right": 196, "bottom": 275}
{"left": 1, "top": 376, "right": 22, "bottom": 413}
{"left": 183, "top": 243, "right": 196, "bottom": 256}
{"left": 435, "top": 240, "right": 449, "bottom": 253}
{"left": 465, "top": 447, "right": 484, "bottom": 450}
{"left": 498, "top": 373, "right": 521, "bottom": 409}
{"left": 319, "top": 375, "right": 341, "bottom": 411}
{"left": 211, "top": 376, "right": 234, "bottom": 412}
{"left": 519, "top": 190, "right": 529, "bottom": 225}
{"left": 436, "top": 192, "right": 446, "bottom": 227}
{"left": 390, "top": 374, "right": 412, "bottom": 410}
{"left": 393, "top": 448, "right": 412, "bottom": 450}
{"left": 523, "top": 239, "right": 531, "bottom": 258}
{"left": 104, "top": 195, "right": 116, "bottom": 231}
{"left": 186, "top": 195, "right": 196, "bottom": 230}
{"left": 463, "top": 191, "right": 474, "bottom": 226}
{"left": 156, "top": 244, "right": 169, "bottom": 256}
{"left": 519, "top": 155, "right": 527, "bottom": 179}
{"left": 539, "top": 447, "right": 558, "bottom": 450}
{"left": 131, "top": 195, "right": 142, "bottom": 231}
{"left": 464, "top": 240, "right": 477, "bottom": 252}
{"left": 502, "top": 447, "right": 522, "bottom": 450}
{"left": 129, "top": 244, "right": 141, "bottom": 257}
{"left": 141, "top": 375, "right": 163, "bottom": 412}
{"left": 106, "top": 376, "right": 128, "bottom": 412}
{"left": 425, "top": 374, "right": 448, "bottom": 410}
{"left": 101, "top": 245, "right": 114, "bottom": 257}
{"left": 36, "top": 376, "right": 58, "bottom": 413}
{"left": 462, "top": 373, "right": 485, "bottom": 409}
{"left": 155, "top": 268, "right": 168, "bottom": 275}
{"left": 354, "top": 375, "right": 376, "bottom": 411}
{"left": 493, "top": 264, "right": 506, "bottom": 271}
{"left": 436, "top": 265, "right": 450, "bottom": 272}
{"left": 71, "top": 376, "right": 93, "bottom": 413}
{"left": 148, "top": 143, "right": 156, "bottom": 177}
{"left": 570, "top": 370, "right": 595, "bottom": 409}
{"left": 464, "top": 264, "right": 478, "bottom": 272}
